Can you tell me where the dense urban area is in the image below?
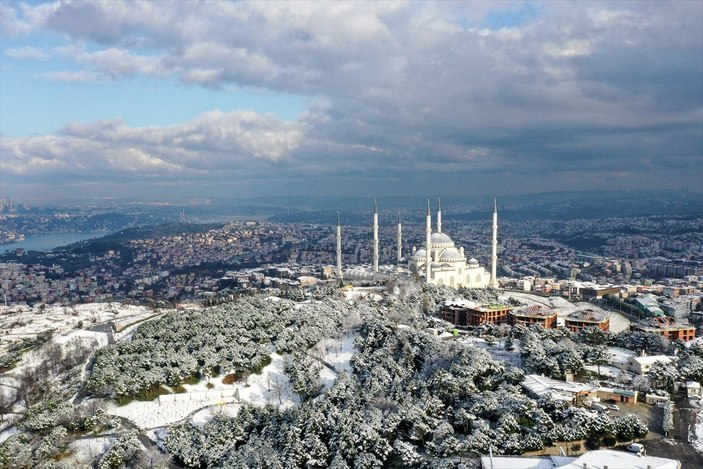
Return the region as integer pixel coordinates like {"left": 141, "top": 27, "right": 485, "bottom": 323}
{"left": 1, "top": 195, "right": 702, "bottom": 468}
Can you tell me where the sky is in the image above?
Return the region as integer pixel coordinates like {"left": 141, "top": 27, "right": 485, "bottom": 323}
{"left": 0, "top": 1, "right": 701, "bottom": 203}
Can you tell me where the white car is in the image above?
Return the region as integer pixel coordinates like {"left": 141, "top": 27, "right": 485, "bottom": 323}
{"left": 627, "top": 443, "right": 644, "bottom": 455}
{"left": 608, "top": 404, "right": 620, "bottom": 411}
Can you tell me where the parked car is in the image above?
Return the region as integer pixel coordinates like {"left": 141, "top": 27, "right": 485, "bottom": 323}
{"left": 607, "top": 404, "right": 620, "bottom": 411}
{"left": 591, "top": 402, "right": 610, "bottom": 414}
{"left": 627, "top": 443, "right": 644, "bottom": 455}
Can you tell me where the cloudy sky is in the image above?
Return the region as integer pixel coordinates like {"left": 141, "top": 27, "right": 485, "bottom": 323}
{"left": 1, "top": 1, "right": 701, "bottom": 202}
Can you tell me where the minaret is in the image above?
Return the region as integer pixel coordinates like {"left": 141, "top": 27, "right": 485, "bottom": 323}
{"left": 336, "top": 213, "right": 343, "bottom": 282}
{"left": 396, "top": 211, "right": 402, "bottom": 263}
{"left": 437, "top": 198, "right": 442, "bottom": 233}
{"left": 373, "top": 200, "right": 379, "bottom": 274}
{"left": 489, "top": 198, "right": 499, "bottom": 289}
{"left": 425, "top": 199, "right": 432, "bottom": 282}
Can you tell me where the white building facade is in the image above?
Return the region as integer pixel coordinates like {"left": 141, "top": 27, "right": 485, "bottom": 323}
{"left": 407, "top": 201, "right": 492, "bottom": 288}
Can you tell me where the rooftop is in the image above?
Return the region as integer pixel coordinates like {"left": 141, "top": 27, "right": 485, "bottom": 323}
{"left": 481, "top": 449, "right": 680, "bottom": 469}
{"left": 512, "top": 305, "right": 557, "bottom": 318}
{"left": 566, "top": 309, "right": 609, "bottom": 322}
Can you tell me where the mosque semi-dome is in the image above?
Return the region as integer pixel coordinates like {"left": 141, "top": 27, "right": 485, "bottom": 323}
{"left": 439, "top": 247, "right": 463, "bottom": 261}
{"left": 468, "top": 258, "right": 479, "bottom": 268}
{"left": 413, "top": 249, "right": 427, "bottom": 260}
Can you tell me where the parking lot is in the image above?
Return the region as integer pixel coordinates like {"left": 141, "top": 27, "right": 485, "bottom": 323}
{"left": 601, "top": 399, "right": 703, "bottom": 468}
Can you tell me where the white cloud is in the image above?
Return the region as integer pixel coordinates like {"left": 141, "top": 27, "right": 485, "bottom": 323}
{"left": 1, "top": 0, "right": 701, "bottom": 197}
{"left": 1, "top": 110, "right": 305, "bottom": 180}
{"left": 5, "top": 46, "right": 48, "bottom": 60}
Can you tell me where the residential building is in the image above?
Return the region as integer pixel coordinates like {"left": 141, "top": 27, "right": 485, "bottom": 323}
{"left": 440, "top": 299, "right": 513, "bottom": 327}
{"left": 631, "top": 316, "right": 697, "bottom": 342}
{"left": 564, "top": 309, "right": 610, "bottom": 333}
{"left": 510, "top": 304, "right": 558, "bottom": 329}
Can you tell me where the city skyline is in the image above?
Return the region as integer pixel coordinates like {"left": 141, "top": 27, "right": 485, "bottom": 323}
{"left": 1, "top": 1, "right": 701, "bottom": 202}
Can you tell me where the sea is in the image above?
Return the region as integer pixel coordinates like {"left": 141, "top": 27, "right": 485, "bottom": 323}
{"left": 0, "top": 232, "right": 109, "bottom": 253}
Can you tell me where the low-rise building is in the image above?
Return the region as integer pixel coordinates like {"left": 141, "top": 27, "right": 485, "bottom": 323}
{"left": 628, "top": 355, "right": 673, "bottom": 375}
{"left": 510, "top": 305, "right": 558, "bottom": 329}
{"left": 564, "top": 309, "right": 610, "bottom": 333}
{"left": 630, "top": 316, "right": 697, "bottom": 342}
{"left": 521, "top": 374, "right": 594, "bottom": 405}
{"left": 441, "top": 299, "right": 513, "bottom": 327}
{"left": 480, "top": 449, "right": 680, "bottom": 469}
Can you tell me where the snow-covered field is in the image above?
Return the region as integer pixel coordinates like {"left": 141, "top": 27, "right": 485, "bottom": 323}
{"left": 318, "top": 332, "right": 358, "bottom": 390}
{"left": 108, "top": 352, "right": 299, "bottom": 429}
{"left": 64, "top": 436, "right": 115, "bottom": 467}
{"left": 0, "top": 302, "right": 162, "bottom": 355}
{"left": 583, "top": 364, "right": 628, "bottom": 379}
{"left": 608, "top": 347, "right": 636, "bottom": 369}
{"left": 344, "top": 286, "right": 384, "bottom": 302}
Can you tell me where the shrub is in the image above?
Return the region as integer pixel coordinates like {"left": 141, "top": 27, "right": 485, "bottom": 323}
{"left": 222, "top": 374, "right": 237, "bottom": 385}
{"left": 183, "top": 374, "right": 200, "bottom": 385}
{"left": 135, "top": 385, "right": 170, "bottom": 401}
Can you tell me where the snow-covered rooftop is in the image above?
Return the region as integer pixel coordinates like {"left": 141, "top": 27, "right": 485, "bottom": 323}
{"left": 631, "top": 355, "right": 673, "bottom": 366}
{"left": 521, "top": 374, "right": 593, "bottom": 400}
{"left": 481, "top": 449, "right": 680, "bottom": 469}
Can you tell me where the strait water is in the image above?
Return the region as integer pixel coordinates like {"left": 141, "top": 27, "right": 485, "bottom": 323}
{"left": 0, "top": 232, "right": 110, "bottom": 253}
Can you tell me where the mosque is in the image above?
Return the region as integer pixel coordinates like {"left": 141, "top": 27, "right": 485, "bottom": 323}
{"left": 336, "top": 199, "right": 500, "bottom": 289}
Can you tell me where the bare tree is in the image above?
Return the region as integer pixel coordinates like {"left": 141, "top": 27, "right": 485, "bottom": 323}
{"left": 270, "top": 378, "right": 283, "bottom": 404}
{"left": 0, "top": 385, "right": 18, "bottom": 420}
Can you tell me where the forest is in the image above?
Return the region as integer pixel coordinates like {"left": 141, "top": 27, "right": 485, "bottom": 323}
{"left": 3, "top": 284, "right": 702, "bottom": 468}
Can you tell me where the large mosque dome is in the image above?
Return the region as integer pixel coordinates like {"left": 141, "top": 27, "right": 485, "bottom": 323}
{"left": 431, "top": 233, "right": 453, "bottom": 245}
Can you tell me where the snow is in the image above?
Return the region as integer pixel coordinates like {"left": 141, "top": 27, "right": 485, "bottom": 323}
{"left": 480, "top": 455, "right": 557, "bottom": 469}
{"left": 483, "top": 450, "right": 680, "bottom": 469}
{"left": 64, "top": 436, "right": 115, "bottom": 467}
{"left": 0, "top": 425, "right": 18, "bottom": 444}
{"left": 558, "top": 449, "right": 680, "bottom": 469}
{"left": 107, "top": 352, "right": 299, "bottom": 429}
{"left": 583, "top": 364, "right": 627, "bottom": 379}
{"left": 608, "top": 346, "right": 636, "bottom": 369}
{"left": 317, "top": 332, "right": 358, "bottom": 391}
{"left": 344, "top": 287, "right": 384, "bottom": 302}
{"left": 608, "top": 311, "right": 631, "bottom": 333}
{"left": 191, "top": 404, "right": 241, "bottom": 428}
{"left": 54, "top": 329, "right": 109, "bottom": 348}
{"left": 691, "top": 398, "right": 703, "bottom": 452}
{"left": 0, "top": 302, "right": 165, "bottom": 355}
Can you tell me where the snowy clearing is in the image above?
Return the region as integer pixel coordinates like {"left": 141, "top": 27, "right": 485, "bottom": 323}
{"left": 317, "top": 332, "right": 358, "bottom": 390}
{"left": 108, "top": 352, "right": 299, "bottom": 429}
{"left": 344, "top": 286, "right": 384, "bottom": 302}
{"left": 65, "top": 436, "right": 115, "bottom": 467}
{"left": 0, "top": 302, "right": 163, "bottom": 355}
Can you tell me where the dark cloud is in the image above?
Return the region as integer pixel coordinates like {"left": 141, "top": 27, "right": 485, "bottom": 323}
{"left": 1, "top": 1, "right": 701, "bottom": 199}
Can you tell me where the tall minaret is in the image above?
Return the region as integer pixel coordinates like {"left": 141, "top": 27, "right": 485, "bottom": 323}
{"left": 396, "top": 211, "right": 402, "bottom": 263}
{"left": 437, "top": 198, "right": 442, "bottom": 233}
{"left": 425, "top": 199, "right": 432, "bottom": 282}
{"left": 489, "top": 198, "right": 499, "bottom": 289}
{"left": 373, "top": 200, "right": 379, "bottom": 274}
{"left": 336, "top": 213, "right": 343, "bottom": 282}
